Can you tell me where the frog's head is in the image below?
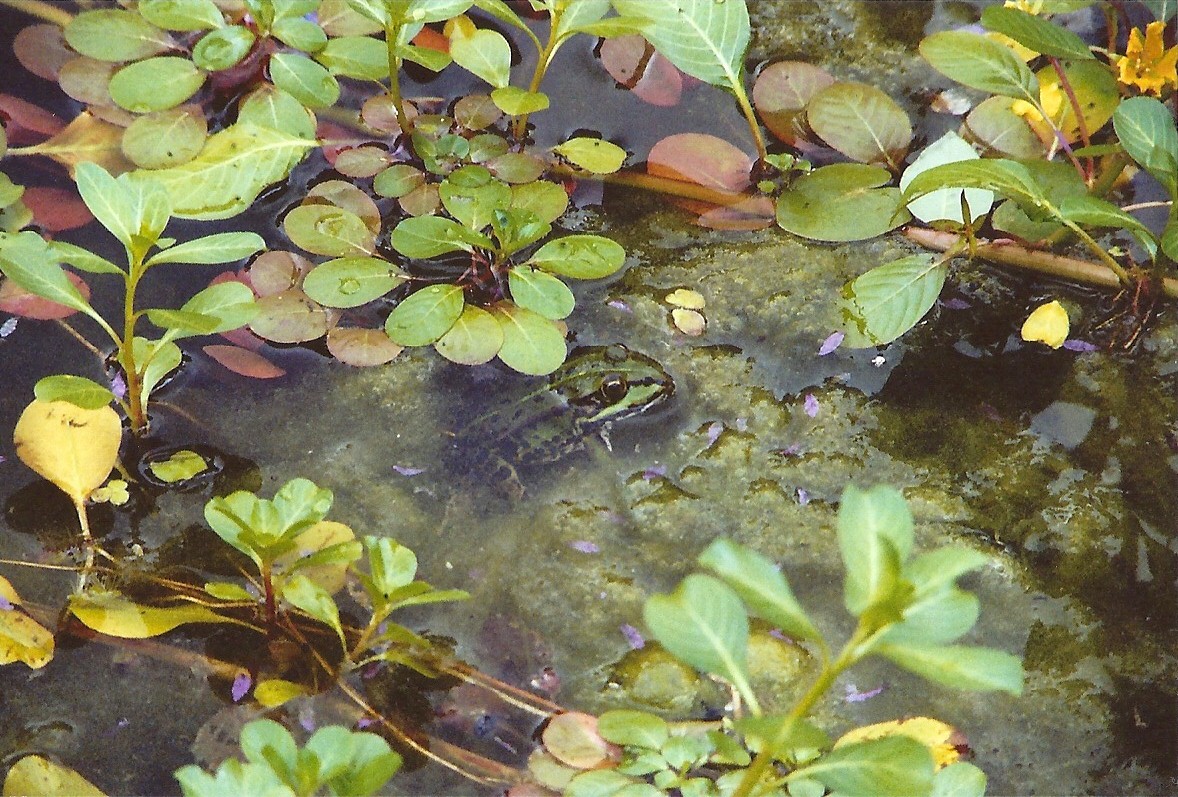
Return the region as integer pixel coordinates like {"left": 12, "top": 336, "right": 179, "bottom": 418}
{"left": 549, "top": 345, "right": 674, "bottom": 423}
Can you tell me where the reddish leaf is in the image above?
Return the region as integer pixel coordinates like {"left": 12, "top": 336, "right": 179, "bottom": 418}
{"left": 753, "top": 61, "right": 834, "bottom": 147}
{"left": 648, "top": 133, "right": 752, "bottom": 192}
{"left": 203, "top": 344, "right": 286, "bottom": 379}
{"left": 326, "top": 327, "right": 403, "bottom": 366}
{"left": 412, "top": 25, "right": 449, "bottom": 53}
{"left": 599, "top": 35, "right": 682, "bottom": 107}
{"left": 13, "top": 24, "right": 73, "bottom": 82}
{"left": 0, "top": 270, "right": 90, "bottom": 320}
{"left": 247, "top": 251, "right": 312, "bottom": 296}
{"left": 21, "top": 187, "right": 94, "bottom": 232}
{"left": 0, "top": 94, "right": 64, "bottom": 145}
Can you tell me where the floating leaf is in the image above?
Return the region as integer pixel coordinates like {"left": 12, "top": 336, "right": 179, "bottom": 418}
{"left": 303, "top": 257, "right": 404, "bottom": 308}
{"left": 69, "top": 590, "right": 242, "bottom": 638}
{"left": 284, "top": 205, "right": 375, "bottom": 257}
{"left": 249, "top": 289, "right": 329, "bottom": 343}
{"left": 490, "top": 86, "right": 549, "bottom": 115}
{"left": 254, "top": 679, "right": 309, "bottom": 709}
{"left": 14, "top": 399, "right": 121, "bottom": 505}
{"left": 33, "top": 375, "right": 114, "bottom": 410}
{"left": 493, "top": 303, "right": 567, "bottom": 375}
{"left": 326, "top": 328, "right": 403, "bottom": 366}
{"left": 238, "top": 84, "right": 317, "bottom": 141}
{"left": 806, "top": 82, "right": 912, "bottom": 169}
{"left": 919, "top": 30, "right": 1038, "bottom": 103}
{"left": 777, "top": 164, "right": 908, "bottom": 242}
{"left": 64, "top": 8, "right": 175, "bottom": 62}
{"left": 147, "top": 449, "right": 212, "bottom": 483}
{"left": 109, "top": 57, "right": 206, "bottom": 113}
{"left": 1020, "top": 300, "right": 1069, "bottom": 349}
{"left": 58, "top": 56, "right": 117, "bottom": 106}
{"left": 385, "top": 284, "right": 465, "bottom": 346}
{"left": 22, "top": 186, "right": 94, "bottom": 232}
{"left": 136, "top": 123, "right": 316, "bottom": 220}
{"left": 203, "top": 344, "right": 287, "bottom": 379}
{"left": 508, "top": 265, "right": 575, "bottom": 320}
{"left": 648, "top": 132, "right": 752, "bottom": 192}
{"left": 10, "top": 111, "right": 133, "bottom": 175}
{"left": 391, "top": 215, "right": 490, "bottom": 258}
{"left": 121, "top": 106, "right": 208, "bottom": 169}
{"left": 192, "top": 25, "right": 255, "bottom": 70}
{"left": 542, "top": 712, "right": 616, "bottom": 769}
{"left": 899, "top": 131, "right": 993, "bottom": 224}
{"left": 553, "top": 137, "right": 627, "bottom": 174}
{"left": 526, "top": 234, "right": 625, "bottom": 279}
{"left": 597, "top": 710, "right": 669, "bottom": 750}
{"left": 139, "top": 0, "right": 226, "bottom": 31}
{"left": 671, "top": 308, "right": 706, "bottom": 335}
{"left": 270, "top": 52, "right": 340, "bottom": 109}
{"left": 961, "top": 96, "right": 1046, "bottom": 159}
{"left": 753, "top": 60, "right": 835, "bottom": 145}
{"left": 13, "top": 24, "right": 73, "bottom": 82}
{"left": 2, "top": 755, "right": 105, "bottom": 796}
{"left": 434, "top": 304, "right": 503, "bottom": 365}
{"left": 0, "top": 576, "right": 54, "bottom": 670}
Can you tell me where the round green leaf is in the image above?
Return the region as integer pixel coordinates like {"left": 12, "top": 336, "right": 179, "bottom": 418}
{"left": 109, "top": 57, "right": 205, "bottom": 113}
{"left": 373, "top": 164, "right": 425, "bottom": 198}
{"left": 391, "top": 215, "right": 489, "bottom": 258}
{"left": 315, "top": 35, "right": 389, "bottom": 80}
{"left": 238, "top": 84, "right": 317, "bottom": 140}
{"left": 553, "top": 137, "right": 627, "bottom": 174}
{"left": 439, "top": 174, "right": 511, "bottom": 232}
{"left": 272, "top": 17, "right": 327, "bottom": 53}
{"left": 493, "top": 303, "right": 567, "bottom": 375}
{"left": 249, "top": 289, "right": 329, "bottom": 343}
{"left": 776, "top": 163, "right": 909, "bottom": 242}
{"left": 139, "top": 0, "right": 225, "bottom": 31}
{"left": 58, "top": 56, "right": 116, "bottom": 106}
{"left": 807, "top": 82, "right": 912, "bottom": 169}
{"left": 434, "top": 304, "right": 503, "bottom": 365}
{"left": 34, "top": 375, "right": 115, "bottom": 410}
{"left": 511, "top": 180, "right": 569, "bottom": 224}
{"left": 64, "top": 9, "right": 175, "bottom": 62}
{"left": 469, "top": 132, "right": 510, "bottom": 163}
{"left": 270, "top": 52, "right": 340, "bottom": 109}
{"left": 303, "top": 257, "right": 405, "bottom": 308}
{"left": 487, "top": 151, "right": 547, "bottom": 184}
{"left": 284, "top": 204, "right": 375, "bottom": 257}
{"left": 384, "top": 284, "right": 465, "bottom": 346}
{"left": 192, "top": 25, "right": 255, "bottom": 71}
{"left": 121, "top": 106, "right": 208, "bottom": 169}
{"left": 508, "top": 265, "right": 575, "bottom": 320}
{"left": 526, "top": 234, "right": 624, "bottom": 279}
{"left": 454, "top": 95, "right": 503, "bottom": 130}
{"left": 491, "top": 86, "right": 550, "bottom": 115}
{"left": 597, "top": 710, "right": 669, "bottom": 750}
{"left": 841, "top": 254, "right": 947, "bottom": 348}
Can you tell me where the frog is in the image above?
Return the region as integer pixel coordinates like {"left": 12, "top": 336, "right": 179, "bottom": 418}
{"left": 447, "top": 344, "right": 675, "bottom": 497}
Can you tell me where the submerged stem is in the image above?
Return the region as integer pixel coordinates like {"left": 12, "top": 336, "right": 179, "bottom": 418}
{"left": 0, "top": 0, "right": 71, "bottom": 26}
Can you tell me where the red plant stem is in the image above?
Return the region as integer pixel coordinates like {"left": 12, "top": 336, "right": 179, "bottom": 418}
{"left": 904, "top": 226, "right": 1178, "bottom": 298}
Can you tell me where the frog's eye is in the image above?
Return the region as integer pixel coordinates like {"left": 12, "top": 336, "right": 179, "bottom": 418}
{"left": 599, "top": 374, "right": 629, "bottom": 403}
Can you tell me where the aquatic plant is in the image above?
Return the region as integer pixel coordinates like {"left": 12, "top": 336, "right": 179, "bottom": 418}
{"left": 527, "top": 485, "right": 1022, "bottom": 797}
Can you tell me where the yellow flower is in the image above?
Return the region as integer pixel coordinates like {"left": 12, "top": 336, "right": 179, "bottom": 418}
{"left": 1117, "top": 21, "right": 1178, "bottom": 95}
{"left": 1021, "top": 300, "right": 1070, "bottom": 349}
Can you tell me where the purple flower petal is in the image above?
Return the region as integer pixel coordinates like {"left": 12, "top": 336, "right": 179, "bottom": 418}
{"left": 0, "top": 595, "right": 12, "bottom": 611}
{"left": 1063, "top": 339, "right": 1098, "bottom": 352}
{"left": 570, "top": 540, "right": 600, "bottom": 554}
{"left": 357, "top": 717, "right": 375, "bottom": 729}
{"left": 392, "top": 464, "right": 425, "bottom": 476}
{"left": 607, "top": 299, "right": 632, "bottom": 313}
{"left": 642, "top": 464, "right": 667, "bottom": 480}
{"left": 231, "top": 672, "right": 251, "bottom": 703}
{"left": 707, "top": 421, "right": 724, "bottom": 446}
{"left": 298, "top": 704, "right": 317, "bottom": 733}
{"left": 818, "top": 332, "right": 844, "bottom": 356}
{"left": 620, "top": 624, "right": 645, "bottom": 649}
{"left": 844, "top": 683, "right": 886, "bottom": 703}
{"left": 797, "top": 488, "right": 810, "bottom": 506}
{"left": 109, "top": 373, "right": 127, "bottom": 400}
{"left": 940, "top": 297, "right": 970, "bottom": 310}
{"left": 803, "top": 394, "right": 819, "bottom": 417}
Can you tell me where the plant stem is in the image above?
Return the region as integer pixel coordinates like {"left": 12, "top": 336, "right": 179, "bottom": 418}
{"left": 0, "top": 0, "right": 71, "bottom": 26}
{"left": 733, "top": 85, "right": 769, "bottom": 164}
{"left": 511, "top": 11, "right": 561, "bottom": 142}
{"left": 72, "top": 498, "right": 93, "bottom": 591}
{"left": 385, "top": 23, "right": 412, "bottom": 137}
{"left": 121, "top": 266, "right": 146, "bottom": 434}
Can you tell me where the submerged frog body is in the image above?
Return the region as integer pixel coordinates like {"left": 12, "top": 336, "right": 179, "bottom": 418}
{"left": 449, "top": 345, "right": 674, "bottom": 496}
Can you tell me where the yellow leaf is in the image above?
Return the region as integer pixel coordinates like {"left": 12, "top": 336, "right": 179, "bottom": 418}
{"left": 254, "top": 678, "right": 308, "bottom": 708}
{"left": 665, "top": 288, "right": 706, "bottom": 309}
{"left": 1021, "top": 300, "right": 1069, "bottom": 348}
{"left": 671, "top": 307, "right": 707, "bottom": 336}
{"left": 16, "top": 111, "right": 135, "bottom": 176}
{"left": 835, "top": 717, "right": 967, "bottom": 770}
{"left": 0, "top": 576, "right": 55, "bottom": 669}
{"left": 2, "top": 755, "right": 106, "bottom": 797}
{"left": 273, "top": 520, "right": 357, "bottom": 595}
{"left": 13, "top": 399, "right": 122, "bottom": 505}
{"left": 68, "top": 590, "right": 245, "bottom": 639}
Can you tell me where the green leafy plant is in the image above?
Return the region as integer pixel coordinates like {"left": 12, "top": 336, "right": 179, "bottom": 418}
{"left": 528, "top": 485, "right": 1022, "bottom": 797}
{"left": 0, "top": 162, "right": 262, "bottom": 434}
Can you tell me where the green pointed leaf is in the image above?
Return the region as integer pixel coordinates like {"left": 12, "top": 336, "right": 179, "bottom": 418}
{"left": 303, "top": 257, "right": 405, "bottom": 308}
{"left": 597, "top": 710, "right": 669, "bottom": 750}
{"left": 508, "top": 265, "right": 575, "bottom": 320}
{"left": 841, "top": 254, "right": 946, "bottom": 347}
{"left": 980, "top": 6, "right": 1093, "bottom": 60}
{"left": 68, "top": 590, "right": 242, "bottom": 638}
{"left": 919, "top": 30, "right": 1038, "bottom": 103}
{"left": 490, "top": 86, "right": 550, "bottom": 115}
{"left": 776, "top": 163, "right": 909, "bottom": 242}
{"left": 384, "top": 283, "right": 465, "bottom": 346}
{"left": 644, "top": 573, "right": 750, "bottom": 687}
{"left": 450, "top": 28, "right": 512, "bottom": 88}
{"left": 553, "top": 137, "right": 627, "bottom": 174}
{"left": 396, "top": 43, "right": 453, "bottom": 71}
{"left": 238, "top": 84, "right": 317, "bottom": 141}
{"left": 806, "top": 82, "right": 912, "bottom": 169}
{"left": 282, "top": 574, "right": 345, "bottom": 647}
{"left": 65, "top": 9, "right": 175, "bottom": 62}
{"left": 1113, "top": 96, "right": 1178, "bottom": 198}
{"left": 34, "top": 375, "right": 114, "bottom": 410}
{"left": 697, "top": 538, "right": 822, "bottom": 643}
{"left": 492, "top": 303, "right": 567, "bottom": 374}
{"left": 612, "top": 0, "right": 749, "bottom": 91}
{"left": 373, "top": 164, "right": 425, "bottom": 198}
{"left": 795, "top": 737, "right": 934, "bottom": 797}
{"left": 175, "top": 281, "right": 257, "bottom": 337}
{"left": 553, "top": 0, "right": 611, "bottom": 41}
{"left": 316, "top": 35, "right": 390, "bottom": 79}
{"left": 109, "top": 57, "right": 205, "bottom": 113}
{"left": 139, "top": 0, "right": 226, "bottom": 31}
{"left": 879, "top": 588, "right": 979, "bottom": 646}
{"left": 135, "top": 123, "right": 317, "bottom": 220}
{"left": 899, "top": 131, "right": 993, "bottom": 224}
{"left": 0, "top": 232, "right": 94, "bottom": 318}
{"left": 1056, "top": 195, "right": 1157, "bottom": 254}
{"left": 192, "top": 25, "right": 255, "bottom": 70}
{"left": 1163, "top": 206, "right": 1178, "bottom": 260}
{"left": 526, "top": 234, "right": 624, "bottom": 279}
{"left": 272, "top": 17, "right": 327, "bottom": 52}
{"left": 270, "top": 52, "right": 340, "bottom": 109}
{"left": 875, "top": 643, "right": 1024, "bottom": 694}
{"left": 147, "top": 308, "right": 220, "bottom": 334}
{"left": 133, "top": 336, "right": 182, "bottom": 415}
{"left": 146, "top": 232, "right": 264, "bottom": 266}
{"left": 204, "top": 581, "right": 255, "bottom": 601}
{"left": 391, "top": 215, "right": 491, "bottom": 257}
{"left": 434, "top": 304, "right": 504, "bottom": 365}
{"left": 48, "top": 241, "right": 123, "bottom": 276}
{"left": 837, "top": 485, "right": 914, "bottom": 617}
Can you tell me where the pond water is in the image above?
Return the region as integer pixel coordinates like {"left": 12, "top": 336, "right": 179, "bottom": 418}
{"left": 1, "top": 1, "right": 1177, "bottom": 795}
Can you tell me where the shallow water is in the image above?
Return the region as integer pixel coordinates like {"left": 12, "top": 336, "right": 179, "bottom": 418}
{"left": 2, "top": 2, "right": 1177, "bottom": 795}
